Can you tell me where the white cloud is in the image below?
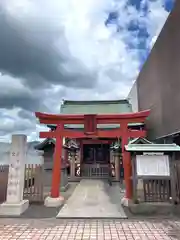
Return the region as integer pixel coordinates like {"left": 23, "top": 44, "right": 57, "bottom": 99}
{"left": 146, "top": 0, "right": 170, "bottom": 48}
{"left": 0, "top": 0, "right": 171, "bottom": 141}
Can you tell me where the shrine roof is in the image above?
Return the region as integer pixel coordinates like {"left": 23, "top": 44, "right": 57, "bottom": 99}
{"left": 35, "top": 138, "right": 56, "bottom": 150}
{"left": 58, "top": 99, "right": 144, "bottom": 129}
{"left": 35, "top": 138, "right": 79, "bottom": 150}
{"left": 125, "top": 143, "right": 180, "bottom": 152}
{"left": 61, "top": 99, "right": 132, "bottom": 115}
{"left": 128, "top": 137, "right": 153, "bottom": 145}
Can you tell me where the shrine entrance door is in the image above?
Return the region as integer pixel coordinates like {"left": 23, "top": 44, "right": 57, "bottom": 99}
{"left": 81, "top": 144, "right": 110, "bottom": 178}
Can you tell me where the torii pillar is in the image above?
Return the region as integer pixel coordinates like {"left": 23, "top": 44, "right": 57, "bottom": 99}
{"left": 121, "top": 123, "right": 133, "bottom": 206}
{"left": 44, "top": 124, "right": 64, "bottom": 207}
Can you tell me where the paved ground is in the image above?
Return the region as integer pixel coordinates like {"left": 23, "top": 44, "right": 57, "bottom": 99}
{"left": 0, "top": 183, "right": 78, "bottom": 219}
{"left": 57, "top": 180, "right": 127, "bottom": 218}
{"left": 0, "top": 218, "right": 180, "bottom": 239}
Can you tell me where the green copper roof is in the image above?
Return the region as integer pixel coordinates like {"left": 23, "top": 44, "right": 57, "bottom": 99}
{"left": 125, "top": 143, "right": 180, "bottom": 152}
{"left": 128, "top": 137, "right": 153, "bottom": 145}
{"left": 61, "top": 99, "right": 132, "bottom": 114}
{"left": 60, "top": 99, "right": 143, "bottom": 129}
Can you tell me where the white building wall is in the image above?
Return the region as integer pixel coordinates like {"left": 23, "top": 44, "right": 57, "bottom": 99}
{"left": 127, "top": 81, "right": 139, "bottom": 112}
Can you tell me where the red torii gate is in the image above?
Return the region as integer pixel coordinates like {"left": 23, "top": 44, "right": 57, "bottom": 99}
{"left": 35, "top": 110, "right": 150, "bottom": 201}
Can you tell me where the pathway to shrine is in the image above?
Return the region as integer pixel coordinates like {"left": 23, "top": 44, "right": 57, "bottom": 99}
{"left": 57, "top": 179, "right": 127, "bottom": 218}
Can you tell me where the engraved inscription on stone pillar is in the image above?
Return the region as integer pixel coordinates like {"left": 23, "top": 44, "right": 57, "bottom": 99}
{"left": 6, "top": 135, "right": 27, "bottom": 204}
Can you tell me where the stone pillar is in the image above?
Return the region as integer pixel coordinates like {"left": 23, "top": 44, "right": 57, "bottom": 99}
{"left": 0, "top": 134, "right": 29, "bottom": 216}
{"left": 114, "top": 152, "right": 120, "bottom": 181}
{"left": 70, "top": 152, "right": 76, "bottom": 179}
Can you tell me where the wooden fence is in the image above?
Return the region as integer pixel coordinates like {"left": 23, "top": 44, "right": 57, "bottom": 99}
{"left": 142, "top": 179, "right": 171, "bottom": 202}
{"left": 23, "top": 164, "right": 44, "bottom": 203}
{"left": 0, "top": 164, "right": 44, "bottom": 203}
{"left": 138, "top": 160, "right": 180, "bottom": 203}
{"left": 0, "top": 165, "right": 9, "bottom": 203}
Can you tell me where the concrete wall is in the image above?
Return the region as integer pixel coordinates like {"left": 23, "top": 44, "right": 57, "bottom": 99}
{"left": 127, "top": 81, "right": 139, "bottom": 112}
{"left": 137, "top": 1, "right": 180, "bottom": 139}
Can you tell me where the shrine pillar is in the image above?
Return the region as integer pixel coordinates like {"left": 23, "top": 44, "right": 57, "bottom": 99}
{"left": 121, "top": 123, "right": 133, "bottom": 206}
{"left": 44, "top": 124, "right": 64, "bottom": 207}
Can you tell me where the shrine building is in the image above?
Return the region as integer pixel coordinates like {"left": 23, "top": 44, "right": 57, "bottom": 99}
{"left": 35, "top": 99, "right": 150, "bottom": 201}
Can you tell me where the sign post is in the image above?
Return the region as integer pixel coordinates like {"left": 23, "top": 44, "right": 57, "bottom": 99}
{"left": 136, "top": 154, "right": 170, "bottom": 177}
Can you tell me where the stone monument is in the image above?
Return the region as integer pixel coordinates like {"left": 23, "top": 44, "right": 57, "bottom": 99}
{"left": 0, "top": 135, "right": 29, "bottom": 216}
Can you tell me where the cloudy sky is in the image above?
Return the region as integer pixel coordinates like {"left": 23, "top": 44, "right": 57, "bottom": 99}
{"left": 0, "top": 0, "right": 174, "bottom": 142}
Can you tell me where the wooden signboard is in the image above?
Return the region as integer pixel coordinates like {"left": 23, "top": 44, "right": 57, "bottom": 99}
{"left": 136, "top": 154, "right": 170, "bottom": 177}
